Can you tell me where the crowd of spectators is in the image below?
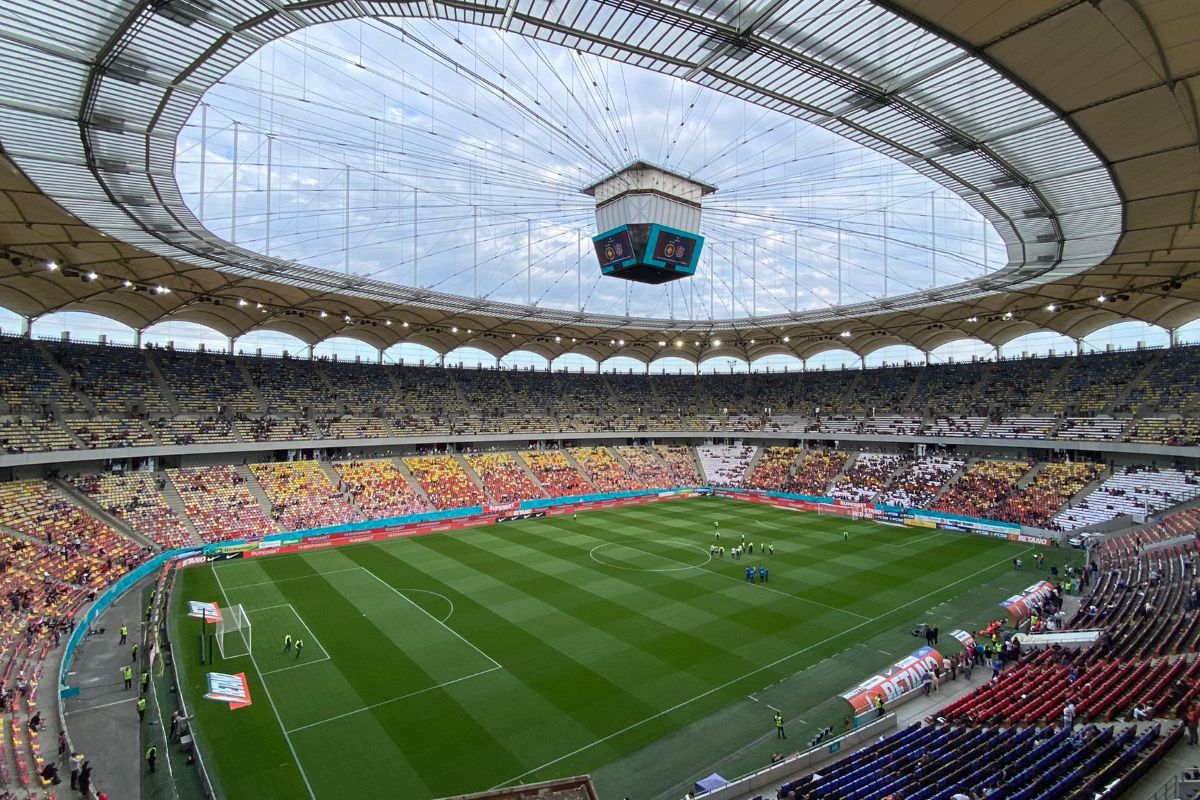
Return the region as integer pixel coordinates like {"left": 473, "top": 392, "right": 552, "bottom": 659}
{"left": 167, "top": 465, "right": 278, "bottom": 543}
{"left": 249, "top": 460, "right": 359, "bottom": 531}
{"left": 1055, "top": 465, "right": 1200, "bottom": 530}
{"left": 615, "top": 446, "right": 676, "bottom": 489}
{"left": 697, "top": 445, "right": 756, "bottom": 487}
{"left": 519, "top": 451, "right": 591, "bottom": 497}
{"left": 829, "top": 453, "right": 905, "bottom": 503}
{"left": 744, "top": 447, "right": 803, "bottom": 491}
{"left": 568, "top": 447, "right": 643, "bottom": 493}
{"left": 994, "top": 461, "right": 1104, "bottom": 527}
{"left": 333, "top": 458, "right": 431, "bottom": 519}
{"left": 464, "top": 452, "right": 545, "bottom": 503}
{"left": 875, "top": 456, "right": 964, "bottom": 508}
{"left": 933, "top": 460, "right": 1032, "bottom": 518}
{"left": 788, "top": 450, "right": 849, "bottom": 496}
{"left": 403, "top": 455, "right": 487, "bottom": 510}
{"left": 69, "top": 472, "right": 195, "bottom": 549}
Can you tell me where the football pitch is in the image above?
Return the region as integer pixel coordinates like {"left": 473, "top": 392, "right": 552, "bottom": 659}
{"left": 169, "top": 497, "right": 1062, "bottom": 800}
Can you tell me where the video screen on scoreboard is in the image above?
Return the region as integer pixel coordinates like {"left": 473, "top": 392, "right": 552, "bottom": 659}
{"left": 646, "top": 225, "right": 703, "bottom": 271}
{"left": 592, "top": 226, "right": 636, "bottom": 270}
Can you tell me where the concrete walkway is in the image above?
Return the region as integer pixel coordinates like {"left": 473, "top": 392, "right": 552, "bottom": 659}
{"left": 62, "top": 582, "right": 148, "bottom": 800}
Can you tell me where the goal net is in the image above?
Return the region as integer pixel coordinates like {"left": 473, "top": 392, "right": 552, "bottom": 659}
{"left": 216, "top": 604, "right": 252, "bottom": 659}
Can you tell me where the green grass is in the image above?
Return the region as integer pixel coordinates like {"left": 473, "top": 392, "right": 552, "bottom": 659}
{"left": 169, "top": 497, "right": 1075, "bottom": 800}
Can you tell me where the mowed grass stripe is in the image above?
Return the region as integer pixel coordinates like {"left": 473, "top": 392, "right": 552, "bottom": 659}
{"left": 249, "top": 552, "right": 526, "bottom": 796}
{"left": 173, "top": 498, "right": 1039, "bottom": 800}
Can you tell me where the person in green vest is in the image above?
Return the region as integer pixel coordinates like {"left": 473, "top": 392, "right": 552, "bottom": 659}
{"left": 136, "top": 697, "right": 147, "bottom": 722}
{"left": 119, "top": 624, "right": 128, "bottom": 645}
{"left": 140, "top": 671, "right": 149, "bottom": 693}
{"left": 121, "top": 665, "right": 133, "bottom": 690}
{"left": 130, "top": 643, "right": 138, "bottom": 663}
{"left": 145, "top": 745, "right": 157, "bottom": 773}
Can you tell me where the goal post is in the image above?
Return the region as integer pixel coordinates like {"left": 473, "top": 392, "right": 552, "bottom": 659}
{"left": 216, "top": 604, "right": 252, "bottom": 660}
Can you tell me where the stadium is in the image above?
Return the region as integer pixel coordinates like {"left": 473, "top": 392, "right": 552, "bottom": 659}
{"left": 0, "top": 0, "right": 1197, "bottom": 799}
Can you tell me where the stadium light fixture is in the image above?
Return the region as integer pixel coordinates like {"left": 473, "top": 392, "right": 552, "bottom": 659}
{"left": 658, "top": 340, "right": 666, "bottom": 346}
{"left": 555, "top": 336, "right": 561, "bottom": 342}
{"left": 618, "top": 339, "right": 625, "bottom": 346}
{"left": 46, "top": 261, "right": 57, "bottom": 271}
{"left": 712, "top": 339, "right": 721, "bottom": 346}
{"left": 256, "top": 302, "right": 263, "bottom": 309}
{"left": 319, "top": 311, "right": 328, "bottom": 318}
{"left": 675, "top": 340, "right": 683, "bottom": 348}
{"left": 237, "top": 298, "right": 248, "bottom": 307}
{"left": 403, "top": 321, "right": 409, "bottom": 328}
{"left": 385, "top": 320, "right": 392, "bottom": 326}
{"left": 1003, "top": 311, "right": 1014, "bottom": 320}
{"left": 85, "top": 271, "right": 98, "bottom": 281}
{"left": 123, "top": 280, "right": 132, "bottom": 287}
{"left": 840, "top": 331, "right": 851, "bottom": 338}
{"left": 1097, "top": 295, "right": 1107, "bottom": 303}
{"left": 1046, "top": 304, "right": 1056, "bottom": 312}
{"left": 967, "top": 316, "right": 979, "bottom": 323}
{"left": 451, "top": 326, "right": 458, "bottom": 333}
{"left": 571, "top": 338, "right": 576, "bottom": 343}
{"left": 782, "top": 336, "right": 790, "bottom": 343}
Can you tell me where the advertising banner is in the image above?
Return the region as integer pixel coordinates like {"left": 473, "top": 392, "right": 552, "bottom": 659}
{"left": 204, "top": 672, "right": 252, "bottom": 710}
{"left": 496, "top": 510, "right": 547, "bottom": 523}
{"left": 948, "top": 629, "right": 976, "bottom": 654}
{"left": 839, "top": 646, "right": 943, "bottom": 715}
{"left": 999, "top": 581, "right": 1056, "bottom": 624}
{"left": 187, "top": 601, "right": 222, "bottom": 623}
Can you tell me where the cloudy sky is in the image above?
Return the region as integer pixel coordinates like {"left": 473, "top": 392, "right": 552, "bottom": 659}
{"left": 173, "top": 17, "right": 1005, "bottom": 323}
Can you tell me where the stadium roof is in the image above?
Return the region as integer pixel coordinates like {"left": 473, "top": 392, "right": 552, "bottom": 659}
{"left": 0, "top": 0, "right": 1196, "bottom": 364}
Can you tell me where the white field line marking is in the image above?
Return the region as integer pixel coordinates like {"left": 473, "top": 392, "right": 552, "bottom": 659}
{"left": 489, "top": 546, "right": 1031, "bottom": 790}
{"left": 219, "top": 566, "right": 364, "bottom": 591}
{"left": 285, "top": 666, "right": 502, "bottom": 734}
{"left": 884, "top": 532, "right": 948, "bottom": 548}
{"left": 213, "top": 566, "right": 318, "bottom": 800}
{"left": 359, "top": 566, "right": 503, "bottom": 670}
{"left": 64, "top": 696, "right": 138, "bottom": 715}
{"left": 397, "top": 588, "right": 456, "bottom": 623}
{"left": 246, "top": 604, "right": 333, "bottom": 675}
{"left": 747, "top": 695, "right": 759, "bottom": 703}
{"left": 555, "top": 529, "right": 869, "bottom": 622}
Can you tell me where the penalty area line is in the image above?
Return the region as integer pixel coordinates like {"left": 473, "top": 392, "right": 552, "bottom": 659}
{"left": 489, "top": 547, "right": 1030, "bottom": 791}
{"left": 285, "top": 666, "right": 502, "bottom": 734}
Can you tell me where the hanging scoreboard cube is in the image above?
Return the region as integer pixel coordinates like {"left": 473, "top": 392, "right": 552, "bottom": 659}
{"left": 583, "top": 161, "right": 713, "bottom": 285}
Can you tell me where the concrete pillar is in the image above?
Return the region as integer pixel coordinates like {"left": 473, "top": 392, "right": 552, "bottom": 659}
{"left": 21, "top": 316, "right": 31, "bottom": 338}
{"left": 1170, "top": 328, "right": 1180, "bottom": 347}
{"left": 227, "top": 335, "right": 236, "bottom": 354}
{"left": 134, "top": 328, "right": 143, "bottom": 348}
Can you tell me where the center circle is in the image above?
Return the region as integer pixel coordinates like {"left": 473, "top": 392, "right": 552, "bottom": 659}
{"left": 588, "top": 539, "right": 713, "bottom": 572}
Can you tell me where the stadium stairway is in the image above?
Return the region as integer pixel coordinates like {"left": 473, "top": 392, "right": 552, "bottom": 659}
{"left": 738, "top": 447, "right": 767, "bottom": 486}
{"left": 53, "top": 478, "right": 158, "bottom": 549}
{"left": 455, "top": 453, "right": 493, "bottom": 502}
{"left": 155, "top": 476, "right": 204, "bottom": 544}
{"left": 232, "top": 360, "right": 266, "bottom": 413}
{"left": 1029, "top": 359, "right": 1073, "bottom": 415}
{"left": 561, "top": 449, "right": 600, "bottom": 493}
{"left": 510, "top": 452, "right": 551, "bottom": 496}
{"left": 390, "top": 457, "right": 434, "bottom": 507}
{"left": 234, "top": 464, "right": 278, "bottom": 523}
{"left": 930, "top": 459, "right": 972, "bottom": 504}
{"left": 1015, "top": 462, "right": 1047, "bottom": 491}
{"left": 142, "top": 351, "right": 181, "bottom": 416}
{"left": 1055, "top": 465, "right": 1114, "bottom": 523}
{"left": 317, "top": 460, "right": 365, "bottom": 517}
{"left": 36, "top": 340, "right": 97, "bottom": 419}
{"left": 1114, "top": 354, "right": 1165, "bottom": 414}
{"left": 608, "top": 446, "right": 640, "bottom": 481}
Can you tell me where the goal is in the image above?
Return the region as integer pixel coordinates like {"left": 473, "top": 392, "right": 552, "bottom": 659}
{"left": 216, "top": 604, "right": 252, "bottom": 659}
